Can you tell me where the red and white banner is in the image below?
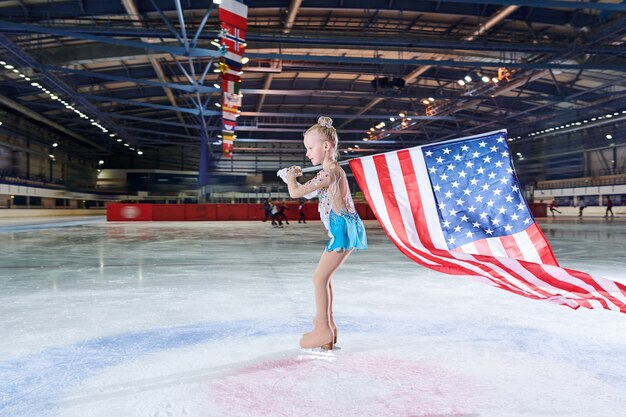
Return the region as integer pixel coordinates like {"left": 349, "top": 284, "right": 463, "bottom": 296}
{"left": 218, "top": 0, "right": 248, "bottom": 29}
{"left": 218, "top": 0, "right": 248, "bottom": 158}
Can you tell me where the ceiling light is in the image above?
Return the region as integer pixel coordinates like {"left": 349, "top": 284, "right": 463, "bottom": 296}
{"left": 98, "top": 160, "right": 104, "bottom": 165}
{"left": 398, "top": 112, "right": 406, "bottom": 117}
{"left": 4, "top": 64, "right": 14, "bottom": 69}
{"left": 137, "top": 150, "right": 143, "bottom": 155}
{"left": 457, "top": 79, "right": 465, "bottom": 86}
{"left": 481, "top": 76, "right": 490, "bottom": 83}
{"left": 52, "top": 142, "right": 58, "bottom": 147}
{"left": 213, "top": 83, "right": 220, "bottom": 89}
{"left": 241, "top": 57, "right": 249, "bottom": 64}
{"left": 464, "top": 75, "right": 472, "bottom": 83}
{"left": 606, "top": 134, "right": 613, "bottom": 139}
{"left": 428, "top": 97, "right": 434, "bottom": 102}
{"left": 116, "top": 139, "right": 122, "bottom": 142}
{"left": 491, "top": 77, "right": 499, "bottom": 83}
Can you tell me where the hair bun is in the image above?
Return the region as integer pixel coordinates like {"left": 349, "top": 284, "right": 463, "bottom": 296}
{"left": 317, "top": 116, "right": 333, "bottom": 128}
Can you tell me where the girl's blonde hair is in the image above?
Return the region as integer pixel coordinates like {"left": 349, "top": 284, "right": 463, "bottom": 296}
{"left": 304, "top": 116, "right": 339, "bottom": 159}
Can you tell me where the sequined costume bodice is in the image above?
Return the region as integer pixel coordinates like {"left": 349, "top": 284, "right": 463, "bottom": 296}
{"left": 307, "top": 168, "right": 357, "bottom": 231}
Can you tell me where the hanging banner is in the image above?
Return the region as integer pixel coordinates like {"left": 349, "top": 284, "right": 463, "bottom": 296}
{"left": 218, "top": 0, "right": 248, "bottom": 158}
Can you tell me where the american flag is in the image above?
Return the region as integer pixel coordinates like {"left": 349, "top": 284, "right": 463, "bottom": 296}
{"left": 349, "top": 130, "right": 626, "bottom": 313}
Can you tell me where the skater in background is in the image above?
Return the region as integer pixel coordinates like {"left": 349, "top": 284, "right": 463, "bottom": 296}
{"left": 270, "top": 201, "right": 282, "bottom": 227}
{"left": 277, "top": 200, "right": 290, "bottom": 225}
{"left": 298, "top": 200, "right": 306, "bottom": 223}
{"left": 606, "top": 197, "right": 614, "bottom": 217}
{"left": 578, "top": 197, "right": 586, "bottom": 217}
{"left": 549, "top": 200, "right": 561, "bottom": 217}
{"left": 262, "top": 199, "right": 272, "bottom": 222}
{"left": 284, "top": 116, "right": 367, "bottom": 350}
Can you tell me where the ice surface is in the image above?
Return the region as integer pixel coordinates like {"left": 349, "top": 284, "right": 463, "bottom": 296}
{"left": 1, "top": 217, "right": 625, "bottom": 417}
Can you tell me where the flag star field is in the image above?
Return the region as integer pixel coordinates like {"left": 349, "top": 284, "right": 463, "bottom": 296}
{"left": 422, "top": 132, "right": 532, "bottom": 249}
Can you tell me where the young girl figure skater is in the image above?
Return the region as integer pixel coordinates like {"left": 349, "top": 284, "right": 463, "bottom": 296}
{"left": 285, "top": 116, "right": 367, "bottom": 350}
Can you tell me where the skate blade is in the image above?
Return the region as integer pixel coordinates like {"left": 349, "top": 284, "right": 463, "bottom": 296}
{"left": 297, "top": 346, "right": 340, "bottom": 361}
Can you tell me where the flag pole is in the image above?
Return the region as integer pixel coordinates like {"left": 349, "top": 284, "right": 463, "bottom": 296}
{"left": 301, "top": 159, "right": 351, "bottom": 173}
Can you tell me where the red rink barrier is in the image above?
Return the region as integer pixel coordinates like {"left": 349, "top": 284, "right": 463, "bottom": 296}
{"left": 106, "top": 203, "right": 376, "bottom": 221}
{"left": 107, "top": 203, "right": 153, "bottom": 221}
{"left": 185, "top": 204, "right": 217, "bottom": 221}
{"left": 529, "top": 202, "right": 548, "bottom": 217}
{"left": 152, "top": 204, "right": 186, "bottom": 221}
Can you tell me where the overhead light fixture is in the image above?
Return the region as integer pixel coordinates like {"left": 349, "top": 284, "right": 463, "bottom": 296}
{"left": 464, "top": 75, "right": 472, "bottom": 83}
{"left": 52, "top": 142, "right": 58, "bottom": 147}
{"left": 213, "top": 83, "right": 220, "bottom": 89}
{"left": 482, "top": 76, "right": 490, "bottom": 83}
{"left": 137, "top": 150, "right": 143, "bottom": 155}
{"left": 428, "top": 97, "right": 434, "bottom": 102}
{"left": 606, "top": 134, "right": 613, "bottom": 139}
{"left": 457, "top": 79, "right": 465, "bottom": 86}
{"left": 241, "top": 57, "right": 249, "bottom": 64}
{"left": 491, "top": 77, "right": 499, "bottom": 83}
{"left": 398, "top": 112, "right": 405, "bottom": 117}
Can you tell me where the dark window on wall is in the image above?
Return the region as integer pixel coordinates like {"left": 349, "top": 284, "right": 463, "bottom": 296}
{"left": 13, "top": 196, "right": 27, "bottom": 206}
{"left": 555, "top": 197, "right": 573, "bottom": 207}
{"left": 580, "top": 195, "right": 599, "bottom": 206}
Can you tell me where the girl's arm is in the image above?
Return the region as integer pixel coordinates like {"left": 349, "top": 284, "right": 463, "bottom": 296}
{"left": 287, "top": 167, "right": 332, "bottom": 199}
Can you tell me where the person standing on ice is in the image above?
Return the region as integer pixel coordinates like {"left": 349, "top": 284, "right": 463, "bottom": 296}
{"left": 281, "top": 116, "right": 367, "bottom": 350}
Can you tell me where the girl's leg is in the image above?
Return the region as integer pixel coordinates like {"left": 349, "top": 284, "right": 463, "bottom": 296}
{"left": 300, "top": 249, "right": 352, "bottom": 349}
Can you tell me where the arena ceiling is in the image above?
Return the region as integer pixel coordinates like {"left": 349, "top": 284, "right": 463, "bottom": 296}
{"left": 0, "top": 0, "right": 624, "bottom": 176}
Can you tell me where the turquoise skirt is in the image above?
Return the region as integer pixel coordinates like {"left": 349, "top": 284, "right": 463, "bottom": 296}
{"left": 326, "top": 210, "right": 368, "bottom": 252}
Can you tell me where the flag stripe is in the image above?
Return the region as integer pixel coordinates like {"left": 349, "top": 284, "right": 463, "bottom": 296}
{"left": 511, "top": 227, "right": 540, "bottom": 263}
{"left": 219, "top": 8, "right": 248, "bottom": 29}
{"left": 527, "top": 223, "right": 559, "bottom": 265}
{"left": 499, "top": 234, "right": 520, "bottom": 259}
{"left": 408, "top": 148, "right": 447, "bottom": 249}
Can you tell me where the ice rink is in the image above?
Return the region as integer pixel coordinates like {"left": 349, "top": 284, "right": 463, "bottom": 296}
{"left": 1, "top": 216, "right": 625, "bottom": 417}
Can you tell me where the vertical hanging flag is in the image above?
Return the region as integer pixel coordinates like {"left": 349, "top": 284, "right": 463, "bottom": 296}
{"left": 218, "top": 0, "right": 247, "bottom": 158}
